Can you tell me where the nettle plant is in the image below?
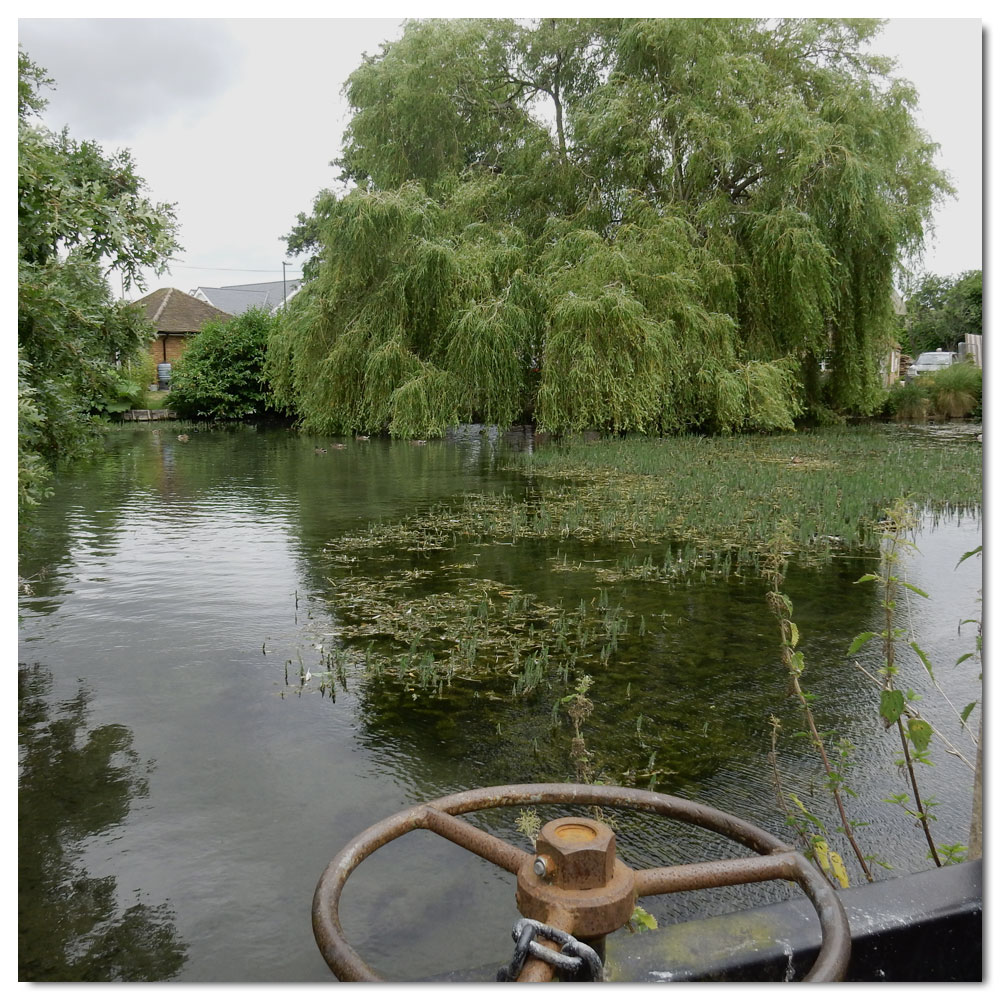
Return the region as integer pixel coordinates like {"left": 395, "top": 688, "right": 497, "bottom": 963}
{"left": 848, "top": 501, "right": 980, "bottom": 868}
{"left": 764, "top": 531, "right": 873, "bottom": 887}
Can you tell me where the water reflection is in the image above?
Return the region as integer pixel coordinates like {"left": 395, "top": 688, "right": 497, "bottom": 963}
{"left": 18, "top": 664, "right": 187, "bottom": 981}
{"left": 17, "top": 424, "right": 981, "bottom": 982}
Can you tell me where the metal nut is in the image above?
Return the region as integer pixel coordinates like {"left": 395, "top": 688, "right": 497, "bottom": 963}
{"left": 534, "top": 817, "right": 616, "bottom": 890}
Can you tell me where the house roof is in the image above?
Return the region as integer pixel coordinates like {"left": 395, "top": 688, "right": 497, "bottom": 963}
{"left": 191, "top": 279, "right": 302, "bottom": 316}
{"left": 134, "top": 287, "right": 232, "bottom": 333}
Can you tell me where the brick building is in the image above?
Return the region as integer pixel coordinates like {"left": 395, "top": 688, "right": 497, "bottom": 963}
{"left": 135, "top": 287, "right": 232, "bottom": 365}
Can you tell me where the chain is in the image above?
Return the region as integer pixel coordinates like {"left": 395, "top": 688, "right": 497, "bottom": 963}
{"left": 496, "top": 918, "right": 605, "bottom": 982}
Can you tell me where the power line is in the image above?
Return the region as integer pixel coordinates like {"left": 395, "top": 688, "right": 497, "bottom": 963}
{"left": 164, "top": 261, "right": 303, "bottom": 275}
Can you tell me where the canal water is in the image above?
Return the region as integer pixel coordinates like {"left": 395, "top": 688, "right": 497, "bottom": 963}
{"left": 17, "top": 424, "right": 981, "bottom": 982}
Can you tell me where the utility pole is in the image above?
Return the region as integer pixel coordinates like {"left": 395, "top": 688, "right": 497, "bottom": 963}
{"left": 282, "top": 261, "right": 288, "bottom": 311}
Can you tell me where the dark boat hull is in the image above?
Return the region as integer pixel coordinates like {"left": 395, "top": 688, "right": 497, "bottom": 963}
{"left": 433, "top": 860, "right": 981, "bottom": 982}
{"left": 609, "top": 859, "right": 982, "bottom": 982}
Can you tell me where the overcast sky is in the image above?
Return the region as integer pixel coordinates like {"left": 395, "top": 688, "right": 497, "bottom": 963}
{"left": 17, "top": 16, "right": 985, "bottom": 301}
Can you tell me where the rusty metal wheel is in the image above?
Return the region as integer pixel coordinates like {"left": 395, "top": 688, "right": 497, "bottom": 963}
{"left": 312, "top": 783, "right": 851, "bottom": 982}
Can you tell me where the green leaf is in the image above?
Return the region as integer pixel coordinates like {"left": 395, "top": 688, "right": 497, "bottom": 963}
{"left": 898, "top": 581, "right": 929, "bottom": 599}
{"left": 960, "top": 702, "right": 978, "bottom": 725}
{"left": 847, "top": 631, "right": 876, "bottom": 655}
{"left": 788, "top": 621, "right": 800, "bottom": 648}
{"left": 879, "top": 689, "right": 905, "bottom": 728}
{"left": 954, "top": 652, "right": 974, "bottom": 667}
{"left": 907, "top": 718, "right": 933, "bottom": 754}
{"left": 829, "top": 849, "right": 850, "bottom": 889}
{"left": 854, "top": 574, "right": 879, "bottom": 585}
{"left": 909, "top": 641, "right": 934, "bottom": 680}
{"left": 629, "top": 905, "right": 658, "bottom": 932}
{"left": 789, "top": 793, "right": 825, "bottom": 832}
{"left": 956, "top": 545, "right": 982, "bottom": 567}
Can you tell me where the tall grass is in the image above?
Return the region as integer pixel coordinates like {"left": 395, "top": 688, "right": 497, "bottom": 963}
{"left": 886, "top": 361, "right": 982, "bottom": 422}
{"left": 516, "top": 425, "right": 981, "bottom": 556}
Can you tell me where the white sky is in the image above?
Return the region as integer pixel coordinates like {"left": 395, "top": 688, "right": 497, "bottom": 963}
{"left": 16, "top": 14, "right": 986, "bottom": 301}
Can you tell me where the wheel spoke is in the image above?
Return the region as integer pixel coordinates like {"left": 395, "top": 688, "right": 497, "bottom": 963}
{"left": 314, "top": 785, "right": 850, "bottom": 983}
{"left": 417, "top": 805, "right": 530, "bottom": 875}
{"left": 635, "top": 851, "right": 800, "bottom": 896}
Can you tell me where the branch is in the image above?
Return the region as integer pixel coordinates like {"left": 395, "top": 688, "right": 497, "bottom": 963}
{"left": 728, "top": 170, "right": 765, "bottom": 200}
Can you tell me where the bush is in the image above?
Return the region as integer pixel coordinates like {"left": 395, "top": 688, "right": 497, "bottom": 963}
{"left": 924, "top": 360, "right": 982, "bottom": 419}
{"left": 884, "top": 381, "right": 930, "bottom": 422}
{"left": 884, "top": 360, "right": 981, "bottom": 422}
{"left": 18, "top": 356, "right": 52, "bottom": 515}
{"left": 168, "top": 309, "right": 279, "bottom": 420}
{"left": 95, "top": 354, "right": 156, "bottom": 414}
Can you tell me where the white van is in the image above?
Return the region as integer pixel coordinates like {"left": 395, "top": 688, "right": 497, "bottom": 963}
{"left": 906, "top": 350, "right": 958, "bottom": 380}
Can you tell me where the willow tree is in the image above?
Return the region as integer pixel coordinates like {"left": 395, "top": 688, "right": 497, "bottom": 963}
{"left": 273, "top": 18, "right": 950, "bottom": 437}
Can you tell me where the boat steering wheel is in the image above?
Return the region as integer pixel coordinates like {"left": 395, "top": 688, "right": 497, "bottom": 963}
{"left": 312, "top": 783, "right": 851, "bottom": 982}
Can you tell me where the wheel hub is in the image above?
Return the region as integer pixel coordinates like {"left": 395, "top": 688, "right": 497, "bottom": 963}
{"left": 515, "top": 816, "right": 637, "bottom": 939}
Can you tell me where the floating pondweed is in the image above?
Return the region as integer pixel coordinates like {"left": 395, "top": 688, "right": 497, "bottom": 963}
{"left": 301, "top": 560, "right": 637, "bottom": 699}
{"left": 294, "top": 424, "right": 980, "bottom": 710}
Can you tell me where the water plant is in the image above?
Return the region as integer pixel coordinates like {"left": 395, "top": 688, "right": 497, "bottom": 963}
{"left": 763, "top": 531, "right": 873, "bottom": 883}
{"left": 515, "top": 426, "right": 981, "bottom": 561}
{"left": 853, "top": 502, "right": 941, "bottom": 864}
{"left": 561, "top": 674, "right": 596, "bottom": 785}
{"left": 848, "top": 502, "right": 981, "bottom": 866}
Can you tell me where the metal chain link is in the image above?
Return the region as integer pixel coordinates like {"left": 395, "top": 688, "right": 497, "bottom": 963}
{"left": 496, "top": 918, "right": 605, "bottom": 982}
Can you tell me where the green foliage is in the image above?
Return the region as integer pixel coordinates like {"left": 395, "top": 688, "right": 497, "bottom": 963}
{"left": 18, "top": 357, "right": 53, "bottom": 514}
{"left": 903, "top": 270, "right": 982, "bottom": 355}
{"left": 923, "top": 360, "right": 982, "bottom": 420}
{"left": 276, "top": 19, "right": 950, "bottom": 437}
{"left": 883, "top": 381, "right": 930, "bottom": 422}
{"left": 852, "top": 501, "right": 945, "bottom": 866}
{"left": 17, "top": 49, "right": 179, "bottom": 517}
{"left": 169, "top": 309, "right": 280, "bottom": 421}
{"left": 628, "top": 905, "right": 659, "bottom": 933}
{"left": 884, "top": 359, "right": 981, "bottom": 421}
{"left": 19, "top": 254, "right": 157, "bottom": 446}
{"left": 879, "top": 689, "right": 905, "bottom": 727}
{"left": 764, "top": 535, "right": 873, "bottom": 882}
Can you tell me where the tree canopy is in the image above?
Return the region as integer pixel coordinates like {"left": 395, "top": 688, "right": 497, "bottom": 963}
{"left": 272, "top": 18, "right": 952, "bottom": 438}
{"left": 18, "top": 49, "right": 180, "bottom": 514}
{"left": 903, "top": 270, "right": 982, "bottom": 357}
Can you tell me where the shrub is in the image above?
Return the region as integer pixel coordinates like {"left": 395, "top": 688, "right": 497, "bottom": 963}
{"left": 884, "top": 381, "right": 931, "bottom": 422}
{"left": 924, "top": 360, "right": 982, "bottom": 419}
{"left": 884, "top": 360, "right": 982, "bottom": 422}
{"left": 169, "top": 309, "right": 279, "bottom": 420}
{"left": 18, "top": 356, "right": 52, "bottom": 516}
{"left": 95, "top": 354, "right": 156, "bottom": 414}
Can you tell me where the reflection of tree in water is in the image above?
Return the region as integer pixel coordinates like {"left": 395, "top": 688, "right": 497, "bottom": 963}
{"left": 18, "top": 664, "right": 187, "bottom": 981}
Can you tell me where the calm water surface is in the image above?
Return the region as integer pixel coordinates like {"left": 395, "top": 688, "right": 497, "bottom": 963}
{"left": 18, "top": 424, "right": 981, "bottom": 982}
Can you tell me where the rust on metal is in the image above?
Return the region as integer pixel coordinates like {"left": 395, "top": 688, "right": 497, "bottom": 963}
{"left": 516, "top": 935, "right": 563, "bottom": 983}
{"left": 533, "top": 817, "right": 616, "bottom": 889}
{"left": 417, "top": 806, "right": 528, "bottom": 874}
{"left": 635, "top": 852, "right": 800, "bottom": 896}
{"left": 516, "top": 855, "right": 637, "bottom": 939}
{"left": 311, "top": 782, "right": 852, "bottom": 983}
